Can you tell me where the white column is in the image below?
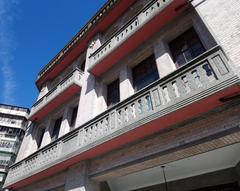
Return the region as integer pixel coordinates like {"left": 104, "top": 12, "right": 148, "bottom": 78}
{"left": 94, "top": 81, "right": 107, "bottom": 116}
{"left": 15, "top": 123, "right": 37, "bottom": 161}
{"left": 76, "top": 34, "right": 103, "bottom": 126}
{"left": 59, "top": 106, "right": 71, "bottom": 137}
{"left": 41, "top": 119, "right": 53, "bottom": 147}
{"left": 76, "top": 73, "right": 98, "bottom": 127}
{"left": 119, "top": 65, "right": 134, "bottom": 101}
{"left": 37, "top": 81, "right": 51, "bottom": 101}
{"left": 154, "top": 40, "right": 176, "bottom": 78}
{"left": 64, "top": 162, "right": 100, "bottom": 191}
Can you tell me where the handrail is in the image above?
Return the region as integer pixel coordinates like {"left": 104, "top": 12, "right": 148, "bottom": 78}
{"left": 89, "top": 0, "right": 159, "bottom": 58}
{"left": 32, "top": 68, "right": 83, "bottom": 108}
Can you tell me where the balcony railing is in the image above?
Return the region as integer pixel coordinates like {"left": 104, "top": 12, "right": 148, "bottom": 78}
{"left": 0, "top": 118, "right": 23, "bottom": 129}
{"left": 0, "top": 140, "right": 19, "bottom": 154}
{"left": 5, "top": 46, "right": 239, "bottom": 187}
{"left": 29, "top": 69, "right": 83, "bottom": 120}
{"left": 88, "top": 0, "right": 172, "bottom": 71}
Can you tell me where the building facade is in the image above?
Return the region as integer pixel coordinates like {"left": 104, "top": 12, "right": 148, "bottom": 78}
{"left": 0, "top": 104, "right": 29, "bottom": 189}
{"left": 4, "top": 0, "right": 240, "bottom": 190}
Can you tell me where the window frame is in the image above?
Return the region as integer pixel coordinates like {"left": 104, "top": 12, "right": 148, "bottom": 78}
{"left": 51, "top": 117, "right": 62, "bottom": 141}
{"left": 169, "top": 27, "right": 206, "bottom": 67}
{"left": 106, "top": 79, "right": 120, "bottom": 107}
{"left": 132, "top": 54, "right": 159, "bottom": 91}
{"left": 70, "top": 106, "right": 78, "bottom": 128}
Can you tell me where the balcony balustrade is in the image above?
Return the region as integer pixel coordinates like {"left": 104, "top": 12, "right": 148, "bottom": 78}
{"left": 88, "top": 0, "right": 173, "bottom": 74}
{"left": 4, "top": 46, "right": 240, "bottom": 188}
{"left": 28, "top": 69, "right": 83, "bottom": 121}
{"left": 0, "top": 118, "right": 23, "bottom": 129}
{"left": 0, "top": 140, "right": 19, "bottom": 154}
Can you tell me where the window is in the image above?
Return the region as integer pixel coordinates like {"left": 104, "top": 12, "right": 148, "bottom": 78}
{"left": 169, "top": 27, "right": 205, "bottom": 67}
{"left": 70, "top": 106, "right": 78, "bottom": 127}
{"left": 37, "top": 128, "right": 45, "bottom": 148}
{"left": 107, "top": 79, "right": 120, "bottom": 107}
{"left": 80, "top": 59, "right": 86, "bottom": 72}
{"left": 132, "top": 55, "right": 159, "bottom": 91}
{"left": 51, "top": 117, "right": 62, "bottom": 141}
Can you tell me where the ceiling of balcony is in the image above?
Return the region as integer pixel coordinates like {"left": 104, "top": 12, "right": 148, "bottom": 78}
{"left": 108, "top": 142, "right": 240, "bottom": 191}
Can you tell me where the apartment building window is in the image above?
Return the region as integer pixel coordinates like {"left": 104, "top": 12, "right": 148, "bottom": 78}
{"left": 37, "top": 128, "right": 45, "bottom": 148}
{"left": 70, "top": 106, "right": 78, "bottom": 127}
{"left": 107, "top": 79, "right": 120, "bottom": 107}
{"left": 132, "top": 55, "right": 159, "bottom": 91}
{"left": 51, "top": 117, "right": 62, "bottom": 141}
{"left": 169, "top": 27, "right": 205, "bottom": 67}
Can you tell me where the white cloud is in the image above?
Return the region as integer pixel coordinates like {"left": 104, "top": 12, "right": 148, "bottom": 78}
{"left": 0, "top": 0, "right": 19, "bottom": 104}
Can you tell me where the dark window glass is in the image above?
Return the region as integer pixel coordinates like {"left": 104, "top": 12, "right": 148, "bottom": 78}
{"left": 70, "top": 106, "right": 78, "bottom": 127}
{"left": 107, "top": 79, "right": 120, "bottom": 107}
{"left": 132, "top": 55, "right": 159, "bottom": 91}
{"left": 51, "top": 117, "right": 62, "bottom": 141}
{"left": 80, "top": 59, "right": 86, "bottom": 72}
{"left": 37, "top": 128, "right": 45, "bottom": 148}
{"left": 169, "top": 27, "right": 206, "bottom": 67}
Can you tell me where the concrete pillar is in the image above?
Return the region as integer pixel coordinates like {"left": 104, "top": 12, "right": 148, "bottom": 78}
{"left": 192, "top": 14, "right": 217, "bottom": 50}
{"left": 154, "top": 40, "right": 176, "bottom": 78}
{"left": 89, "top": 34, "right": 103, "bottom": 52}
{"left": 64, "top": 162, "right": 100, "bottom": 191}
{"left": 76, "top": 73, "right": 98, "bottom": 126}
{"left": 37, "top": 81, "right": 51, "bottom": 101}
{"left": 119, "top": 65, "right": 134, "bottom": 101}
{"left": 191, "top": 0, "right": 240, "bottom": 76}
{"left": 41, "top": 119, "right": 53, "bottom": 147}
{"left": 76, "top": 33, "right": 103, "bottom": 126}
{"left": 59, "top": 106, "right": 71, "bottom": 137}
{"left": 94, "top": 81, "right": 107, "bottom": 116}
{"left": 15, "top": 122, "right": 37, "bottom": 162}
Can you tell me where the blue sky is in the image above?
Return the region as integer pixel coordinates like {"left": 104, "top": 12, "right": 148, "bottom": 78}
{"left": 0, "top": 0, "right": 107, "bottom": 108}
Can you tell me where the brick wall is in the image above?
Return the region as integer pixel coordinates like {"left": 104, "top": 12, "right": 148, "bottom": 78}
{"left": 192, "top": 0, "right": 240, "bottom": 75}
{"left": 88, "top": 103, "right": 240, "bottom": 180}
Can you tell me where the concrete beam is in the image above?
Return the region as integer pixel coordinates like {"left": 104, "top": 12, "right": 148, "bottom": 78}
{"left": 88, "top": 103, "right": 240, "bottom": 181}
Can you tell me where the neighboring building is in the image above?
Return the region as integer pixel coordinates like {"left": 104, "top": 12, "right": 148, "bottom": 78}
{"left": 4, "top": 0, "right": 240, "bottom": 191}
{"left": 0, "top": 104, "right": 29, "bottom": 189}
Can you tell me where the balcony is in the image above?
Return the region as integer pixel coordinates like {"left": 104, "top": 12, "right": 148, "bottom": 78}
{"left": 0, "top": 140, "right": 20, "bottom": 154}
{"left": 4, "top": 46, "right": 240, "bottom": 189}
{"left": 29, "top": 69, "right": 83, "bottom": 121}
{"left": 0, "top": 119, "right": 23, "bottom": 129}
{"left": 88, "top": 0, "right": 187, "bottom": 76}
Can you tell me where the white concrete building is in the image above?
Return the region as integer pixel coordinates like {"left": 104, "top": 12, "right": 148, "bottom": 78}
{"left": 0, "top": 104, "right": 29, "bottom": 189}
{"left": 4, "top": 0, "right": 240, "bottom": 190}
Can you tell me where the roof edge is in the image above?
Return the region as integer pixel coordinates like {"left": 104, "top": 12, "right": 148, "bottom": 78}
{"left": 37, "top": 0, "right": 119, "bottom": 82}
